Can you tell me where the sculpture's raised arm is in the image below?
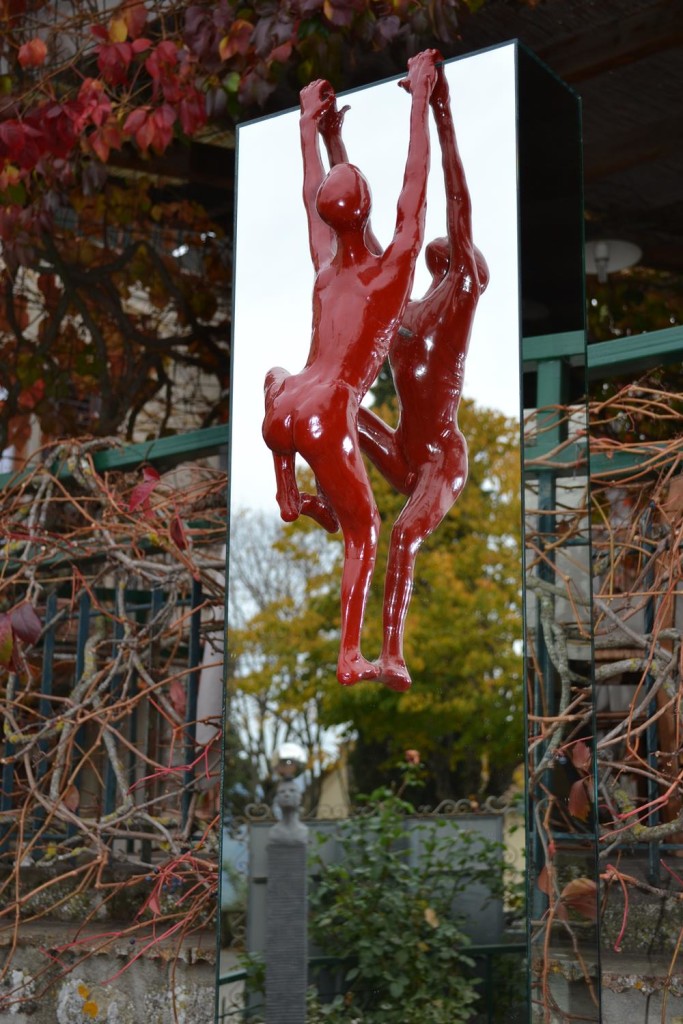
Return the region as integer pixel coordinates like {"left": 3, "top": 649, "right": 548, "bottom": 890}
{"left": 431, "top": 67, "right": 472, "bottom": 263}
{"left": 299, "top": 79, "right": 336, "bottom": 272}
{"left": 319, "top": 97, "right": 384, "bottom": 258}
{"left": 381, "top": 50, "right": 440, "bottom": 274}
{"left": 318, "top": 98, "right": 350, "bottom": 167}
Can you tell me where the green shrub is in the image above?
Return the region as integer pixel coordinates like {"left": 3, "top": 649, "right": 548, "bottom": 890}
{"left": 307, "top": 788, "right": 503, "bottom": 1023}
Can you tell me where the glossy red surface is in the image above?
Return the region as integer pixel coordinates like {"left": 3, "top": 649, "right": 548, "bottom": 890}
{"left": 262, "top": 51, "right": 440, "bottom": 687}
{"left": 357, "top": 67, "right": 489, "bottom": 690}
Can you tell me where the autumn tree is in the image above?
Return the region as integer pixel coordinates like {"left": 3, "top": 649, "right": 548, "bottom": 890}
{"left": 227, "top": 508, "right": 343, "bottom": 810}
{"left": 0, "top": 1, "right": 231, "bottom": 446}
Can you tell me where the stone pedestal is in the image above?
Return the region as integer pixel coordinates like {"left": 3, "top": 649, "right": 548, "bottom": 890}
{"left": 265, "top": 782, "right": 308, "bottom": 1024}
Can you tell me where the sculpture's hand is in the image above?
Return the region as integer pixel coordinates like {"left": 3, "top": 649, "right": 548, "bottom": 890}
{"left": 300, "top": 79, "right": 335, "bottom": 120}
{"left": 398, "top": 48, "right": 441, "bottom": 95}
{"left": 430, "top": 60, "right": 450, "bottom": 111}
{"left": 319, "top": 99, "right": 350, "bottom": 142}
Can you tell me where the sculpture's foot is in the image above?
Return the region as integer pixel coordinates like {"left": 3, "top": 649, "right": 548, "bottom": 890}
{"left": 279, "top": 505, "right": 300, "bottom": 523}
{"left": 377, "top": 658, "right": 412, "bottom": 692}
{"left": 337, "top": 654, "right": 380, "bottom": 687}
{"left": 276, "top": 489, "right": 301, "bottom": 523}
{"left": 300, "top": 493, "right": 340, "bottom": 534}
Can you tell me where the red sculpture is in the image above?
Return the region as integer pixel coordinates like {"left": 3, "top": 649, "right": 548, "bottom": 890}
{"left": 262, "top": 50, "right": 440, "bottom": 687}
{"left": 262, "top": 52, "right": 486, "bottom": 692}
{"left": 355, "top": 67, "right": 489, "bottom": 690}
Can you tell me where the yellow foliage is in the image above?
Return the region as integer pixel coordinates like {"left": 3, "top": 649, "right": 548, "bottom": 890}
{"left": 108, "top": 17, "right": 128, "bottom": 42}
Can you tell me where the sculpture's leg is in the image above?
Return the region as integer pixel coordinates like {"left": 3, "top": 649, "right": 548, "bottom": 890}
{"left": 305, "top": 430, "right": 380, "bottom": 686}
{"left": 299, "top": 481, "right": 340, "bottom": 533}
{"left": 270, "top": 452, "right": 301, "bottom": 523}
{"left": 358, "top": 406, "right": 412, "bottom": 494}
{"left": 378, "top": 531, "right": 419, "bottom": 692}
{"left": 378, "top": 437, "right": 467, "bottom": 691}
{"left": 335, "top": 515, "right": 381, "bottom": 685}
{"left": 263, "top": 368, "right": 304, "bottom": 524}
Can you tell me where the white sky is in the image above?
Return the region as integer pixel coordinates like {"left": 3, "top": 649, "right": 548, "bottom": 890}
{"left": 231, "top": 42, "right": 519, "bottom": 515}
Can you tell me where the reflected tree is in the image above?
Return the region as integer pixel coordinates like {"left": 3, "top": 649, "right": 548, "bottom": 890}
{"left": 228, "top": 399, "right": 523, "bottom": 810}
{"left": 227, "top": 509, "right": 341, "bottom": 811}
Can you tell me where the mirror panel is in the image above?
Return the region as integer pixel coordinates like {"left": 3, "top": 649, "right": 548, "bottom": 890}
{"left": 519, "top": 48, "right": 600, "bottom": 1023}
{"left": 220, "top": 41, "right": 585, "bottom": 1023}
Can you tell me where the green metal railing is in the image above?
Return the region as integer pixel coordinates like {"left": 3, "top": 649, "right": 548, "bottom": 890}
{"left": 0, "top": 423, "right": 229, "bottom": 491}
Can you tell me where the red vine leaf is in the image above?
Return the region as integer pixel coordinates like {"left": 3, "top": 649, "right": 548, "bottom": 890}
{"left": 149, "top": 105, "right": 176, "bottom": 153}
{"left": 268, "top": 40, "right": 293, "bottom": 65}
{"left": 560, "top": 877, "right": 598, "bottom": 921}
{"left": 146, "top": 891, "right": 162, "bottom": 916}
{"left": 322, "top": 0, "right": 356, "bottom": 28}
{"left": 97, "top": 40, "right": 134, "bottom": 86}
{"left": 18, "top": 37, "right": 47, "bottom": 68}
{"left": 145, "top": 40, "right": 179, "bottom": 82}
{"left": 169, "top": 679, "right": 187, "bottom": 717}
{"left": 169, "top": 513, "right": 188, "bottom": 550}
{"left": 10, "top": 602, "right": 42, "bottom": 645}
{"left": 88, "top": 120, "right": 124, "bottom": 163}
{"left": 568, "top": 778, "right": 591, "bottom": 821}
{"left": 76, "top": 78, "right": 112, "bottom": 130}
{"left": 129, "top": 466, "right": 161, "bottom": 512}
{"left": 121, "top": 0, "right": 147, "bottom": 40}
{"left": 177, "top": 89, "right": 206, "bottom": 136}
{"left": 571, "top": 739, "right": 592, "bottom": 773}
{"left": 537, "top": 864, "right": 551, "bottom": 895}
{"left": 62, "top": 784, "right": 80, "bottom": 812}
{"left": 218, "top": 19, "right": 253, "bottom": 61}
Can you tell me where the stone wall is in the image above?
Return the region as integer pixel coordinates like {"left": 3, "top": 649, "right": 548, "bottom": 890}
{"left": 0, "top": 924, "right": 216, "bottom": 1024}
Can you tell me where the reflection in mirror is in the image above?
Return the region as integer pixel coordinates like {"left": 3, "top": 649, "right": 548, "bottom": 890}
{"left": 519, "top": 50, "right": 602, "bottom": 1022}
{"left": 220, "top": 43, "right": 528, "bottom": 1022}
{"left": 523, "top": 395, "right": 599, "bottom": 1020}
{"left": 526, "top": 348, "right": 683, "bottom": 1021}
{"left": 585, "top": 341, "right": 683, "bottom": 1017}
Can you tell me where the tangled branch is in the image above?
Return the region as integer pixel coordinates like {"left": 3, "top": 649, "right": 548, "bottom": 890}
{"left": 526, "top": 380, "right": 683, "bottom": 1018}
{"left": 0, "top": 437, "right": 226, "bottom": 1013}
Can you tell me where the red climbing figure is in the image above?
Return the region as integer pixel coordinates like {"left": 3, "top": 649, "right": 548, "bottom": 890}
{"left": 262, "top": 50, "right": 440, "bottom": 686}
{"left": 321, "top": 63, "right": 489, "bottom": 691}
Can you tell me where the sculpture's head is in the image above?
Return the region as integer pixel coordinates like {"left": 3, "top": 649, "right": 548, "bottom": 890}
{"left": 425, "top": 236, "right": 450, "bottom": 279}
{"left": 316, "top": 163, "right": 371, "bottom": 232}
{"left": 426, "top": 238, "right": 490, "bottom": 291}
{"left": 276, "top": 779, "right": 302, "bottom": 812}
